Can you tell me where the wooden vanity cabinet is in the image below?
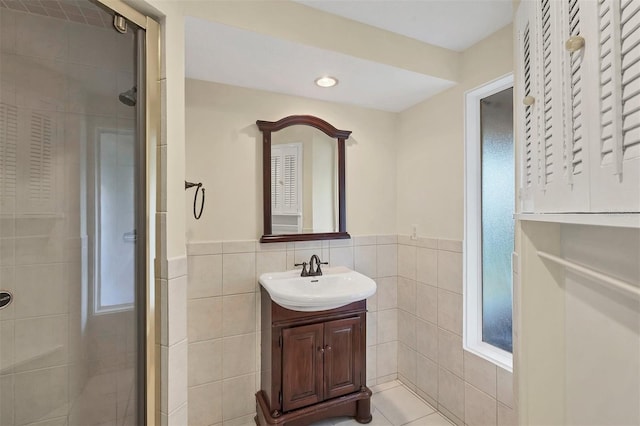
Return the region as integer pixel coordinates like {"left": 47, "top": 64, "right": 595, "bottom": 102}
{"left": 256, "top": 289, "right": 372, "bottom": 426}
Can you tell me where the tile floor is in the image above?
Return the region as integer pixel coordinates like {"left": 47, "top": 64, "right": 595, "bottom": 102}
{"left": 310, "top": 380, "right": 453, "bottom": 426}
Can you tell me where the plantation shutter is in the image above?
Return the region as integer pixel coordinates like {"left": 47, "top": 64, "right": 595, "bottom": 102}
{"left": 620, "top": 0, "right": 640, "bottom": 161}
{"left": 0, "top": 103, "right": 18, "bottom": 203}
{"left": 271, "top": 144, "right": 302, "bottom": 215}
{"left": 540, "top": 0, "right": 555, "bottom": 186}
{"left": 524, "top": 23, "right": 535, "bottom": 188}
{"left": 565, "top": 0, "right": 586, "bottom": 178}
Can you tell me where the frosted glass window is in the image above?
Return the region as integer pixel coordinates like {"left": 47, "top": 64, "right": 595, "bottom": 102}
{"left": 480, "top": 88, "right": 514, "bottom": 352}
{"left": 96, "top": 130, "right": 135, "bottom": 312}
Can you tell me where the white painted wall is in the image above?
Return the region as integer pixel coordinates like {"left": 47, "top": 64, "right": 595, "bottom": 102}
{"left": 397, "top": 25, "right": 513, "bottom": 241}
{"left": 185, "top": 80, "right": 397, "bottom": 242}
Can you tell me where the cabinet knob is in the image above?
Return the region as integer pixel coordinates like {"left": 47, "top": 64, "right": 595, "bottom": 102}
{"left": 325, "top": 345, "right": 332, "bottom": 351}
{"left": 523, "top": 96, "right": 535, "bottom": 106}
{"left": 318, "top": 347, "right": 324, "bottom": 353}
{"left": 565, "top": 35, "right": 585, "bottom": 53}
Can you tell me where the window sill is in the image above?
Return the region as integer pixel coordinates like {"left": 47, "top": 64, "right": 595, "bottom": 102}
{"left": 464, "top": 340, "right": 513, "bottom": 372}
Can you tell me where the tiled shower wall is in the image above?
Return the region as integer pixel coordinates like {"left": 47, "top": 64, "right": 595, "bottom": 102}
{"left": 395, "top": 236, "right": 515, "bottom": 426}
{"left": 185, "top": 235, "right": 399, "bottom": 426}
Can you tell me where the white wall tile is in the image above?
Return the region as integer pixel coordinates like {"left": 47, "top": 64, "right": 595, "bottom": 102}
{"left": 417, "top": 354, "right": 438, "bottom": 402}
{"left": 417, "top": 237, "right": 438, "bottom": 249}
{"left": 416, "top": 319, "right": 438, "bottom": 361}
{"left": 222, "top": 333, "right": 256, "bottom": 379}
{"left": 167, "top": 276, "right": 187, "bottom": 346}
{"left": 438, "top": 328, "right": 463, "bottom": 378}
{"left": 222, "top": 294, "right": 256, "bottom": 337}
{"left": 437, "top": 250, "right": 462, "bottom": 294}
{"left": 397, "top": 343, "right": 417, "bottom": 386}
{"left": 167, "top": 402, "right": 188, "bottom": 426}
{"left": 437, "top": 289, "right": 462, "bottom": 336}
{"left": 354, "top": 244, "right": 377, "bottom": 278}
{"left": 354, "top": 235, "right": 377, "bottom": 246}
{"left": 222, "top": 252, "right": 256, "bottom": 295}
{"left": 465, "top": 383, "right": 497, "bottom": 426}
{"left": 377, "top": 341, "right": 398, "bottom": 378}
{"left": 0, "top": 320, "right": 14, "bottom": 375}
{"left": 438, "top": 239, "right": 462, "bottom": 253}
{"left": 188, "top": 339, "right": 222, "bottom": 387}
{"left": 367, "top": 312, "right": 377, "bottom": 347}
{"left": 376, "top": 277, "right": 397, "bottom": 310}
{"left": 416, "top": 283, "right": 438, "bottom": 324}
{"left": 377, "top": 244, "right": 397, "bottom": 278}
{"left": 437, "top": 367, "right": 464, "bottom": 421}
{"left": 222, "top": 374, "right": 255, "bottom": 421}
{"left": 376, "top": 235, "right": 398, "bottom": 245}
{"left": 417, "top": 247, "right": 438, "bottom": 285}
{"left": 14, "top": 366, "right": 68, "bottom": 425}
{"left": 329, "top": 246, "right": 354, "bottom": 269}
{"left": 0, "top": 374, "right": 13, "bottom": 426}
{"left": 398, "top": 277, "right": 417, "bottom": 315}
{"left": 397, "top": 310, "right": 416, "bottom": 350}
{"left": 187, "top": 241, "right": 222, "bottom": 256}
{"left": 498, "top": 402, "right": 516, "bottom": 426}
{"left": 166, "top": 340, "right": 188, "bottom": 414}
{"left": 188, "top": 381, "right": 222, "bottom": 426}
{"left": 188, "top": 254, "right": 222, "bottom": 299}
{"left": 222, "top": 241, "right": 256, "bottom": 254}
{"left": 398, "top": 244, "right": 416, "bottom": 280}
{"left": 187, "top": 297, "right": 222, "bottom": 343}
{"left": 497, "top": 367, "right": 513, "bottom": 408}
{"left": 14, "top": 315, "right": 68, "bottom": 372}
{"left": 377, "top": 309, "right": 398, "bottom": 344}
{"left": 464, "top": 351, "right": 497, "bottom": 398}
{"left": 256, "top": 250, "right": 287, "bottom": 278}
{"left": 367, "top": 346, "right": 377, "bottom": 386}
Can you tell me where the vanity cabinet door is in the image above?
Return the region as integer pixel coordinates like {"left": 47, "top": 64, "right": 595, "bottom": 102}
{"left": 281, "top": 322, "right": 324, "bottom": 411}
{"left": 323, "top": 317, "right": 362, "bottom": 400}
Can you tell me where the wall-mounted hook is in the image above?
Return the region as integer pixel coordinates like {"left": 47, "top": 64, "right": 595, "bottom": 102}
{"left": 185, "top": 181, "right": 205, "bottom": 219}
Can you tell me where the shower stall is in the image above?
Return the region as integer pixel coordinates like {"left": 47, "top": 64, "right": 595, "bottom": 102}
{"left": 0, "top": 1, "right": 158, "bottom": 425}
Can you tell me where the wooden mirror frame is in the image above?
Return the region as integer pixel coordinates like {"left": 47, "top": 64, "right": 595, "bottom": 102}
{"left": 257, "top": 115, "right": 351, "bottom": 243}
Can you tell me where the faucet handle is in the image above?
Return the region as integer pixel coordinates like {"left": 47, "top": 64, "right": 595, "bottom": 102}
{"left": 294, "top": 262, "right": 309, "bottom": 276}
{"left": 315, "top": 261, "right": 329, "bottom": 275}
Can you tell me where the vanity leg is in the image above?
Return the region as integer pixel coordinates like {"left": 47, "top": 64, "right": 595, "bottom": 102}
{"left": 355, "top": 397, "right": 372, "bottom": 424}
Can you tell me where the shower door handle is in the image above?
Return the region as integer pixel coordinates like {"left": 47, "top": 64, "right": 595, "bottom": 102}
{"left": 123, "top": 230, "right": 136, "bottom": 242}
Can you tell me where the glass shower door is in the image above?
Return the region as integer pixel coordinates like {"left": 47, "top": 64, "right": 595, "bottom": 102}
{"left": 0, "top": 2, "right": 142, "bottom": 425}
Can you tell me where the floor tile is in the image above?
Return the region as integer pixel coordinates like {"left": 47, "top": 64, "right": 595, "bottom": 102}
{"left": 371, "top": 379, "right": 402, "bottom": 394}
{"left": 332, "top": 407, "right": 391, "bottom": 425}
{"left": 404, "top": 412, "right": 455, "bottom": 425}
{"left": 372, "top": 385, "right": 435, "bottom": 425}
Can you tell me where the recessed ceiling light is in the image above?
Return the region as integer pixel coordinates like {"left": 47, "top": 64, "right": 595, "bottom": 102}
{"left": 315, "top": 76, "right": 339, "bottom": 88}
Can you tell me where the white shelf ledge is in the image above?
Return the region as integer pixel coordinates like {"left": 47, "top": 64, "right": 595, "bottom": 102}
{"left": 515, "top": 213, "right": 640, "bottom": 228}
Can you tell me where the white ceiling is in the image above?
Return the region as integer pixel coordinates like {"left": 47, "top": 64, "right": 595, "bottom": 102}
{"left": 184, "top": 1, "right": 513, "bottom": 112}
{"left": 295, "top": 0, "right": 514, "bottom": 52}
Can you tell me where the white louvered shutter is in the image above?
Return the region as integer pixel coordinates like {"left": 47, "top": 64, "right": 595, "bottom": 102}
{"left": 516, "top": 1, "right": 539, "bottom": 212}
{"left": 271, "top": 143, "right": 302, "bottom": 216}
{"left": 564, "top": 0, "right": 586, "bottom": 179}
{"left": 0, "top": 103, "right": 18, "bottom": 212}
{"left": 589, "top": 0, "right": 640, "bottom": 211}
{"left": 539, "top": 0, "right": 555, "bottom": 188}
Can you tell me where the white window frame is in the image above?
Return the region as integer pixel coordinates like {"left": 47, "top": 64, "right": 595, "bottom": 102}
{"left": 463, "top": 73, "right": 514, "bottom": 372}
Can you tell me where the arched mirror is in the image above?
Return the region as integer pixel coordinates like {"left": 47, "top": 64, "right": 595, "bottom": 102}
{"left": 257, "top": 115, "right": 351, "bottom": 243}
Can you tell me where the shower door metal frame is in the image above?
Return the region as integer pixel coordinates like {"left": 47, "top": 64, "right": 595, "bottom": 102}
{"left": 94, "top": 1, "right": 161, "bottom": 425}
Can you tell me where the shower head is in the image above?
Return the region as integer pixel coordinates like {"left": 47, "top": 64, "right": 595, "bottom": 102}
{"left": 119, "top": 86, "right": 137, "bottom": 106}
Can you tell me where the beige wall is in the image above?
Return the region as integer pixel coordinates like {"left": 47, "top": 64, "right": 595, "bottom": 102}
{"left": 397, "top": 25, "right": 513, "bottom": 241}
{"left": 185, "top": 80, "right": 398, "bottom": 242}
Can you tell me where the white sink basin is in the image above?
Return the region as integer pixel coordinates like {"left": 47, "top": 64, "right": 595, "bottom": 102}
{"left": 259, "top": 266, "right": 377, "bottom": 312}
